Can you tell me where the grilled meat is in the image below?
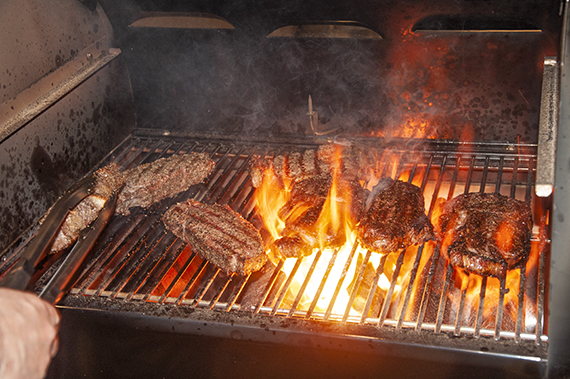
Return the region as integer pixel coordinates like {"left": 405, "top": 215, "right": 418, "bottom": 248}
{"left": 250, "top": 143, "right": 381, "bottom": 189}
{"left": 277, "top": 173, "right": 332, "bottom": 221}
{"left": 50, "top": 164, "right": 124, "bottom": 252}
{"left": 50, "top": 152, "right": 214, "bottom": 252}
{"left": 356, "top": 178, "right": 434, "bottom": 253}
{"left": 116, "top": 152, "right": 215, "bottom": 215}
{"left": 250, "top": 149, "right": 320, "bottom": 189}
{"left": 270, "top": 235, "right": 312, "bottom": 258}
{"left": 270, "top": 174, "right": 368, "bottom": 259}
{"left": 434, "top": 192, "right": 533, "bottom": 278}
{"left": 163, "top": 199, "right": 266, "bottom": 276}
{"left": 249, "top": 154, "right": 273, "bottom": 189}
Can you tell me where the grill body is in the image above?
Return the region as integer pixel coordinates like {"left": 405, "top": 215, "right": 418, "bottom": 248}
{"left": 22, "top": 131, "right": 545, "bottom": 378}
{"left": 0, "top": 0, "right": 568, "bottom": 377}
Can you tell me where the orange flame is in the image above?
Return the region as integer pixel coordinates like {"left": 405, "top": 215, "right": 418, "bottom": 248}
{"left": 442, "top": 195, "right": 545, "bottom": 332}
{"left": 254, "top": 166, "right": 288, "bottom": 263}
{"left": 253, "top": 147, "right": 431, "bottom": 318}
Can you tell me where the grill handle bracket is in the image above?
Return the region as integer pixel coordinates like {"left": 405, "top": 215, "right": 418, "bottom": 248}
{"left": 0, "top": 37, "right": 121, "bottom": 144}
{"left": 536, "top": 56, "right": 559, "bottom": 197}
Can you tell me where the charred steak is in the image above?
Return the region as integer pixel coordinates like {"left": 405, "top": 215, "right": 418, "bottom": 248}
{"left": 355, "top": 178, "right": 434, "bottom": 253}
{"left": 250, "top": 144, "right": 381, "bottom": 189}
{"left": 434, "top": 192, "right": 533, "bottom": 278}
{"left": 50, "top": 163, "right": 125, "bottom": 253}
{"left": 270, "top": 174, "right": 368, "bottom": 258}
{"left": 116, "top": 152, "right": 215, "bottom": 215}
{"left": 163, "top": 199, "right": 266, "bottom": 276}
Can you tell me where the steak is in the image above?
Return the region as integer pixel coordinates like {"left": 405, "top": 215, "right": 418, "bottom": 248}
{"left": 162, "top": 199, "right": 266, "bottom": 276}
{"left": 270, "top": 235, "right": 312, "bottom": 259}
{"left": 50, "top": 163, "right": 124, "bottom": 253}
{"left": 355, "top": 178, "right": 434, "bottom": 253}
{"left": 434, "top": 192, "right": 533, "bottom": 278}
{"left": 250, "top": 143, "right": 381, "bottom": 189}
{"left": 270, "top": 174, "right": 368, "bottom": 259}
{"left": 250, "top": 149, "right": 321, "bottom": 189}
{"left": 116, "top": 152, "right": 215, "bottom": 215}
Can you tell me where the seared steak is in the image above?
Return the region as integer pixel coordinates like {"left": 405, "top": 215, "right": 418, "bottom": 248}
{"left": 356, "top": 178, "right": 434, "bottom": 253}
{"left": 163, "top": 199, "right": 266, "bottom": 276}
{"left": 434, "top": 192, "right": 533, "bottom": 278}
{"left": 250, "top": 149, "right": 321, "bottom": 189}
{"left": 116, "top": 152, "right": 215, "bottom": 215}
{"left": 250, "top": 143, "right": 381, "bottom": 189}
{"left": 50, "top": 163, "right": 124, "bottom": 252}
{"left": 270, "top": 174, "right": 368, "bottom": 259}
{"left": 270, "top": 235, "right": 312, "bottom": 258}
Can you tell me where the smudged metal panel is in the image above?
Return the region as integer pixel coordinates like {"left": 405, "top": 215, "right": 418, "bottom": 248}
{"left": 0, "top": 0, "right": 135, "bottom": 253}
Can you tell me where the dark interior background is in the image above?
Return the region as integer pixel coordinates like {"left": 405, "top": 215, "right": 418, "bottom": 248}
{"left": 99, "top": 0, "right": 561, "bottom": 143}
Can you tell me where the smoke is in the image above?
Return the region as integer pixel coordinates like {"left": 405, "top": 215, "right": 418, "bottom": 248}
{"left": 112, "top": 0, "right": 550, "bottom": 144}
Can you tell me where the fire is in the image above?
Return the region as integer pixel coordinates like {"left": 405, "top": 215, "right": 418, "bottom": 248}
{"left": 252, "top": 140, "right": 546, "bottom": 331}
{"left": 253, "top": 147, "right": 420, "bottom": 319}
{"left": 254, "top": 167, "right": 288, "bottom": 264}
{"left": 433, "top": 190, "right": 546, "bottom": 333}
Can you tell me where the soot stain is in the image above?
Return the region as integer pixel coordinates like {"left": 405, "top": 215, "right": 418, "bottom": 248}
{"left": 30, "top": 144, "right": 66, "bottom": 197}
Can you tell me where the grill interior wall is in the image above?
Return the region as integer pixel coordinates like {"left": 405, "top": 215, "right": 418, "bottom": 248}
{"left": 3, "top": 133, "right": 548, "bottom": 347}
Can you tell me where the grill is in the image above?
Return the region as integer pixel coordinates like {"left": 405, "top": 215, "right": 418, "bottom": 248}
{"left": 1, "top": 0, "right": 569, "bottom": 377}
{"left": 0, "top": 130, "right": 550, "bottom": 373}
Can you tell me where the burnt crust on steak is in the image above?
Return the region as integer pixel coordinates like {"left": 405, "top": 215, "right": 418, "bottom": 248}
{"left": 355, "top": 178, "right": 434, "bottom": 254}
{"left": 50, "top": 163, "right": 125, "bottom": 253}
{"left": 269, "top": 174, "right": 369, "bottom": 259}
{"left": 116, "top": 152, "right": 215, "bottom": 216}
{"left": 249, "top": 143, "right": 382, "bottom": 189}
{"left": 434, "top": 192, "right": 533, "bottom": 278}
{"left": 270, "top": 235, "right": 312, "bottom": 258}
{"left": 163, "top": 199, "right": 266, "bottom": 276}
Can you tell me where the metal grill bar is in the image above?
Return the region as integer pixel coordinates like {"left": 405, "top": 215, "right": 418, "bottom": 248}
{"left": 515, "top": 264, "right": 526, "bottom": 343}
{"left": 305, "top": 249, "right": 338, "bottom": 319}
{"left": 536, "top": 237, "right": 547, "bottom": 344}
{"left": 123, "top": 235, "right": 181, "bottom": 300}
{"left": 474, "top": 276, "right": 487, "bottom": 337}
{"left": 289, "top": 250, "right": 322, "bottom": 317}
{"left": 436, "top": 263, "right": 454, "bottom": 333}
{"left": 6, "top": 135, "right": 547, "bottom": 349}
{"left": 254, "top": 259, "right": 284, "bottom": 314}
{"left": 136, "top": 240, "right": 186, "bottom": 300}
{"left": 270, "top": 256, "right": 304, "bottom": 316}
{"left": 156, "top": 251, "right": 198, "bottom": 303}
{"left": 223, "top": 273, "right": 250, "bottom": 312}
{"left": 343, "top": 249, "right": 372, "bottom": 322}
{"left": 324, "top": 242, "right": 359, "bottom": 321}
{"left": 379, "top": 251, "right": 406, "bottom": 327}
{"left": 397, "top": 244, "right": 425, "bottom": 329}
{"left": 360, "top": 251, "right": 388, "bottom": 324}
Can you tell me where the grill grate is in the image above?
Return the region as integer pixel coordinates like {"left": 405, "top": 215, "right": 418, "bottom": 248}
{"left": 4, "top": 132, "right": 549, "bottom": 346}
